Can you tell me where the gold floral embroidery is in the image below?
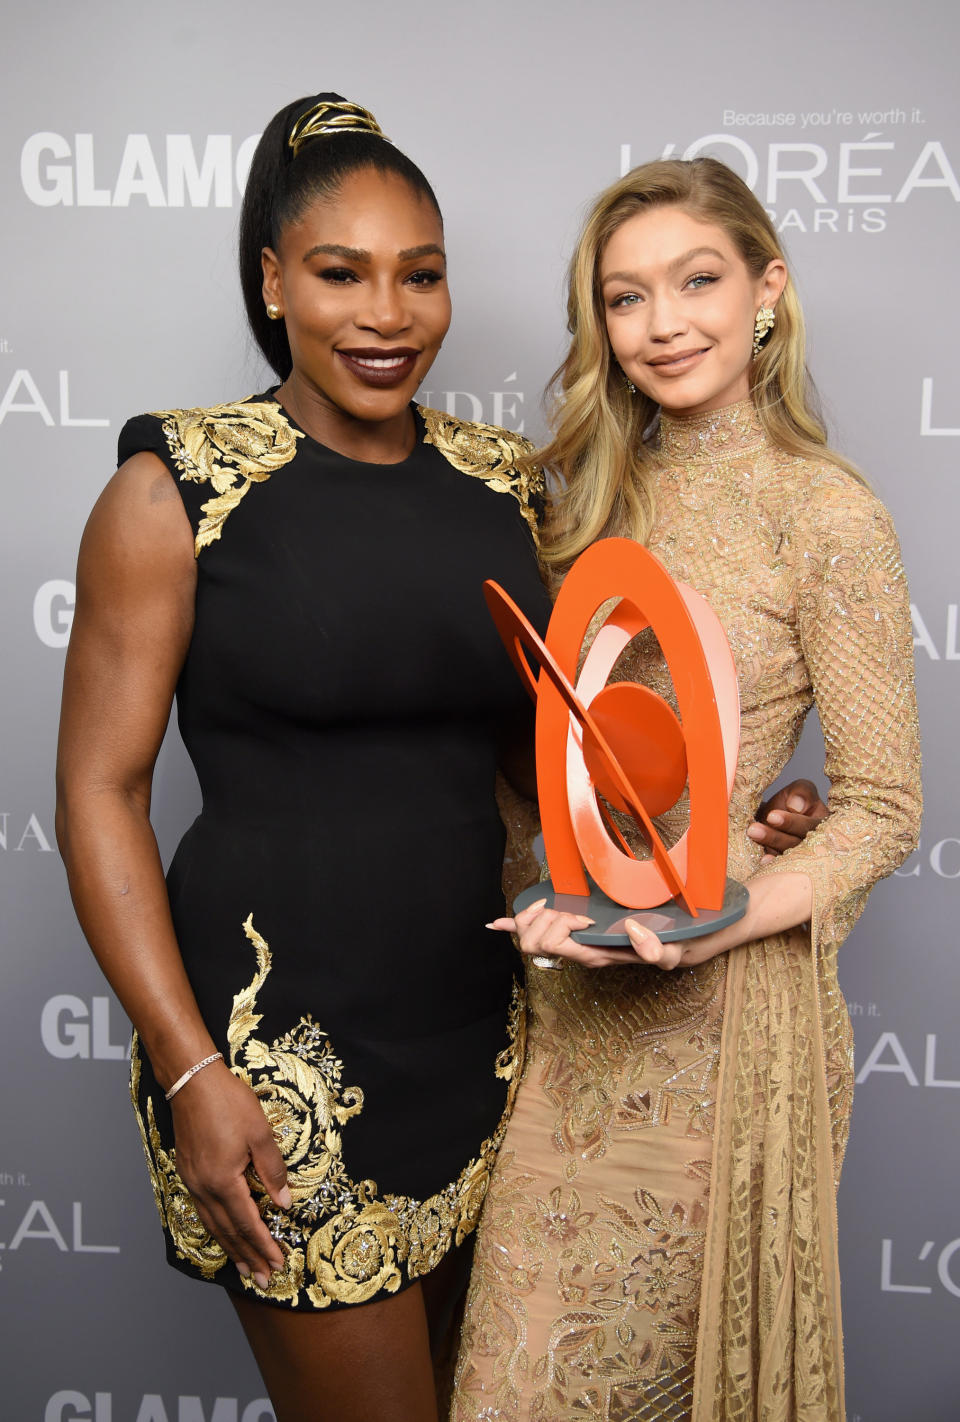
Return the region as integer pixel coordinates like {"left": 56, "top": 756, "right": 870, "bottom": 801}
{"left": 132, "top": 914, "right": 525, "bottom": 1308}
{"left": 419, "top": 405, "right": 544, "bottom": 543}
{"left": 130, "top": 1044, "right": 229, "bottom": 1281}
{"left": 153, "top": 399, "right": 302, "bottom": 556}
{"left": 307, "top": 1202, "right": 403, "bottom": 1306}
{"left": 526, "top": 959, "right": 725, "bottom": 1175}
{"left": 454, "top": 1163, "right": 709, "bottom": 1419}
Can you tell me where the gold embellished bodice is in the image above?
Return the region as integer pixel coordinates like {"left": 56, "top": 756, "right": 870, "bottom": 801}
{"left": 147, "top": 398, "right": 542, "bottom": 557}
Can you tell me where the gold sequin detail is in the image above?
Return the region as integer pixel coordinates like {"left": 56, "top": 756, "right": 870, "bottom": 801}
{"left": 132, "top": 915, "right": 526, "bottom": 1308}
{"left": 153, "top": 399, "right": 302, "bottom": 556}
{"left": 419, "top": 406, "right": 544, "bottom": 543}
{"left": 454, "top": 399, "right": 921, "bottom": 1421}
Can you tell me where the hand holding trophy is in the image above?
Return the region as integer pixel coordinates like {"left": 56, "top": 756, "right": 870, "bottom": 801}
{"left": 485, "top": 537, "right": 748, "bottom": 948}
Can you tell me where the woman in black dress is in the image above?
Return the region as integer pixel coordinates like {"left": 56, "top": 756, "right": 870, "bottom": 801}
{"left": 56, "top": 94, "right": 822, "bottom": 1421}
{"left": 56, "top": 94, "right": 551, "bottom": 1422}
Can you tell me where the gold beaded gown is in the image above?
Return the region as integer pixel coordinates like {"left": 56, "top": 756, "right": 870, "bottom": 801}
{"left": 451, "top": 401, "right": 921, "bottom": 1422}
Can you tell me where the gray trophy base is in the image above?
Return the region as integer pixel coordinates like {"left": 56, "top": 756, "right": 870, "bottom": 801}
{"left": 513, "top": 876, "right": 749, "bottom": 946}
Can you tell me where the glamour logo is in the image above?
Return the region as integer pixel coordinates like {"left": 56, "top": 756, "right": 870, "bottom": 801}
{"left": 44, "top": 1397, "right": 275, "bottom": 1422}
{"left": 620, "top": 133, "right": 959, "bottom": 235}
{"left": 418, "top": 373, "right": 526, "bottom": 432}
{"left": 21, "top": 133, "right": 261, "bottom": 208}
{"left": 0, "top": 1199, "right": 119, "bottom": 1262}
{"left": 910, "top": 605, "right": 960, "bottom": 661}
{"left": 855, "top": 1031, "right": 960, "bottom": 1087}
{"left": 34, "top": 580, "right": 75, "bottom": 648}
{"left": 0, "top": 369, "right": 109, "bottom": 427}
{"left": 41, "top": 995, "right": 130, "bottom": 1060}
{"left": 880, "top": 1237, "right": 960, "bottom": 1297}
{"left": 920, "top": 377, "right": 960, "bottom": 436}
{"left": 0, "top": 812, "right": 53, "bottom": 851}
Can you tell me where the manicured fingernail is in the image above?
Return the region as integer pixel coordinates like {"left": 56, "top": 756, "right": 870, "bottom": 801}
{"left": 768, "top": 810, "right": 784, "bottom": 825}
{"left": 528, "top": 897, "right": 548, "bottom": 911}
{"left": 485, "top": 922, "right": 500, "bottom": 929}
{"left": 577, "top": 916, "right": 595, "bottom": 925}
{"left": 254, "top": 1271, "right": 270, "bottom": 1290}
{"left": 236, "top": 1261, "right": 251, "bottom": 1277}
{"left": 787, "top": 796, "right": 805, "bottom": 811}
{"left": 624, "top": 919, "right": 644, "bottom": 935}
{"left": 746, "top": 824, "right": 763, "bottom": 839}
{"left": 278, "top": 1186, "right": 292, "bottom": 1209}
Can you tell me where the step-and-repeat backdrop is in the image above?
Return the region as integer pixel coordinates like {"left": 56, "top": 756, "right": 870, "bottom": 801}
{"left": 3, "top": 1, "right": 957, "bottom": 1418}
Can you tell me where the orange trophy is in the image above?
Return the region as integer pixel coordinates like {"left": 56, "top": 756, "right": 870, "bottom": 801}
{"left": 485, "top": 538, "right": 748, "bottom": 945}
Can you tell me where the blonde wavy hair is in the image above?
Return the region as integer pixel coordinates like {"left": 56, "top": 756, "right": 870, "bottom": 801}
{"left": 539, "top": 157, "right": 862, "bottom": 571}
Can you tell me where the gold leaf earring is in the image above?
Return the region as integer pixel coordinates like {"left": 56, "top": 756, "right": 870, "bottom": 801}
{"left": 266, "top": 303, "right": 282, "bottom": 321}
{"left": 753, "top": 305, "right": 775, "bottom": 356}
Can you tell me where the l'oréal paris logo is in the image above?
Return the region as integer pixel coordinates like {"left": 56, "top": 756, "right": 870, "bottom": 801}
{"left": 619, "top": 129, "right": 959, "bottom": 236}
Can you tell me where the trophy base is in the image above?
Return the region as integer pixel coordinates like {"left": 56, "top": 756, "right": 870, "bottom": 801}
{"left": 513, "top": 877, "right": 749, "bottom": 946}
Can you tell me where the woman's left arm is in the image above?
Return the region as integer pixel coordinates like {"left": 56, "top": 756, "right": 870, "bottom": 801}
{"left": 497, "top": 479, "right": 922, "bottom": 970}
{"left": 746, "top": 481, "right": 923, "bottom": 945}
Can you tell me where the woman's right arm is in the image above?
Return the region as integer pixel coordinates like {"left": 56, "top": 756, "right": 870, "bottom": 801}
{"left": 56, "top": 453, "right": 288, "bottom": 1288}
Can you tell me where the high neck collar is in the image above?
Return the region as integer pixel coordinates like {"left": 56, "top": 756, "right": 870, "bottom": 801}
{"left": 657, "top": 398, "right": 766, "bottom": 462}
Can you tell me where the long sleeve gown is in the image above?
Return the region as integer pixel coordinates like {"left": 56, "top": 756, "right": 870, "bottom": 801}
{"left": 451, "top": 398, "right": 922, "bottom": 1422}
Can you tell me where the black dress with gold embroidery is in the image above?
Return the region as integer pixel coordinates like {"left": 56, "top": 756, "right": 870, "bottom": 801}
{"left": 117, "top": 395, "right": 550, "bottom": 1310}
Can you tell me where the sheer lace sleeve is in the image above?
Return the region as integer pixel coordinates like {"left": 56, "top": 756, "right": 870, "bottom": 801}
{"left": 755, "top": 473, "right": 922, "bottom": 948}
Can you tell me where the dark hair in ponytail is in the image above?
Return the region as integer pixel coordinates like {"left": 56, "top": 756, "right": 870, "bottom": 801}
{"left": 239, "top": 92, "right": 442, "bottom": 380}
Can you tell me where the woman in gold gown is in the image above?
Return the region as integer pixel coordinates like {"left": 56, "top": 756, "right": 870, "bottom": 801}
{"left": 452, "top": 159, "right": 921, "bottom": 1421}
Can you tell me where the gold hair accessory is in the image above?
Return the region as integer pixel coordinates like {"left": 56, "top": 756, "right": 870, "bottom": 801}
{"left": 531, "top": 954, "right": 564, "bottom": 970}
{"left": 753, "top": 305, "right": 776, "bottom": 356}
{"left": 265, "top": 303, "right": 282, "bottom": 321}
{"left": 288, "top": 100, "right": 389, "bottom": 158}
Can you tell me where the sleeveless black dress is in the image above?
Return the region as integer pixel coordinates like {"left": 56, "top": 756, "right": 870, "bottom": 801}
{"left": 118, "top": 394, "right": 551, "bottom": 1310}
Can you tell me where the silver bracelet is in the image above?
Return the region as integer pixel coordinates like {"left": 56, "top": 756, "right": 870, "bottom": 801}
{"left": 164, "top": 1051, "right": 224, "bottom": 1101}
